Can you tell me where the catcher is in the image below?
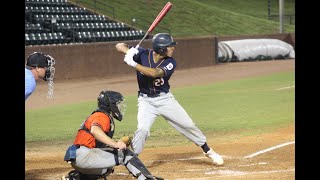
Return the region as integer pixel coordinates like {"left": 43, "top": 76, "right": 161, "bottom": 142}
{"left": 63, "top": 90, "right": 163, "bottom": 180}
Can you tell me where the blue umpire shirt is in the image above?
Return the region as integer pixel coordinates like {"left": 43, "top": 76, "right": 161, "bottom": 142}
{"left": 25, "top": 67, "right": 36, "bottom": 101}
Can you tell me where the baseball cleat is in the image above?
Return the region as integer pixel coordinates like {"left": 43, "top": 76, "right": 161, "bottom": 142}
{"left": 204, "top": 148, "right": 224, "bottom": 165}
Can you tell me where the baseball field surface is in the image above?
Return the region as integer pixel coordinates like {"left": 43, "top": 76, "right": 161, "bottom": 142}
{"left": 25, "top": 60, "right": 295, "bottom": 180}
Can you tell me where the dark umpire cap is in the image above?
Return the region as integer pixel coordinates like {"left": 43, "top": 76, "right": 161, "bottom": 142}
{"left": 26, "top": 52, "right": 48, "bottom": 68}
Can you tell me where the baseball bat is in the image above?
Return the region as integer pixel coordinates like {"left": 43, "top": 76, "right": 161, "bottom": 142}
{"left": 135, "top": 2, "right": 173, "bottom": 48}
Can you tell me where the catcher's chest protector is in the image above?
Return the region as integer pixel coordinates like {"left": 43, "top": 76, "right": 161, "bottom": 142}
{"left": 80, "top": 111, "right": 115, "bottom": 148}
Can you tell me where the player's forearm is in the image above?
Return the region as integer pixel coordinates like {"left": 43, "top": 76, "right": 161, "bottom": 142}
{"left": 135, "top": 64, "right": 163, "bottom": 78}
{"left": 91, "top": 126, "right": 117, "bottom": 147}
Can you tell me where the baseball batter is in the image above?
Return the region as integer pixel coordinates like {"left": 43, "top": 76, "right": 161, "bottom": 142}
{"left": 115, "top": 33, "right": 224, "bottom": 166}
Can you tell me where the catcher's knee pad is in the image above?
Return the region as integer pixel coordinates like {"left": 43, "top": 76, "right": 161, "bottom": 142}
{"left": 125, "top": 156, "right": 153, "bottom": 179}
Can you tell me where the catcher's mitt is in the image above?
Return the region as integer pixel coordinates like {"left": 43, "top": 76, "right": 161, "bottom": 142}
{"left": 119, "top": 136, "right": 132, "bottom": 147}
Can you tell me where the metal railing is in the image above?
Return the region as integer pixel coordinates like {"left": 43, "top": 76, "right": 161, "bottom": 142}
{"left": 268, "top": 14, "right": 295, "bottom": 25}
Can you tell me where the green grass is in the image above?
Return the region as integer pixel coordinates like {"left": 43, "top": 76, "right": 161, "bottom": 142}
{"left": 26, "top": 71, "right": 294, "bottom": 142}
{"left": 70, "top": 0, "right": 295, "bottom": 37}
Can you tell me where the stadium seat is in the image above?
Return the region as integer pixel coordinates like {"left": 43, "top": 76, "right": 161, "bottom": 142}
{"left": 40, "top": 33, "right": 49, "bottom": 44}
{"left": 25, "top": 33, "right": 31, "bottom": 46}
{"left": 28, "top": 33, "right": 36, "bottom": 45}
{"left": 52, "top": 32, "right": 58, "bottom": 44}
{"left": 25, "top": 0, "right": 145, "bottom": 45}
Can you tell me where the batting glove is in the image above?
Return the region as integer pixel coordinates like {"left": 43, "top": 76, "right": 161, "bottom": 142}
{"left": 124, "top": 54, "right": 137, "bottom": 68}
{"left": 126, "top": 47, "right": 139, "bottom": 57}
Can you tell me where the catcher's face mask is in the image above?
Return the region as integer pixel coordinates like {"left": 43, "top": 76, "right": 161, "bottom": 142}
{"left": 110, "top": 98, "right": 126, "bottom": 121}
{"left": 114, "top": 99, "right": 127, "bottom": 120}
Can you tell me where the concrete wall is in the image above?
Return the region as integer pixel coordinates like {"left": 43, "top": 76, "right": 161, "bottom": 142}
{"left": 25, "top": 33, "right": 294, "bottom": 81}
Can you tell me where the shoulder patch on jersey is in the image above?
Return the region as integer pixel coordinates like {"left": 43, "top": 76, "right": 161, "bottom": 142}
{"left": 165, "top": 63, "right": 174, "bottom": 70}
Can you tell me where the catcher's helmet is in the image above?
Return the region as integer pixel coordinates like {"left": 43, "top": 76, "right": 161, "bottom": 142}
{"left": 26, "top": 52, "right": 56, "bottom": 81}
{"left": 152, "top": 33, "right": 177, "bottom": 55}
{"left": 97, "top": 90, "right": 126, "bottom": 121}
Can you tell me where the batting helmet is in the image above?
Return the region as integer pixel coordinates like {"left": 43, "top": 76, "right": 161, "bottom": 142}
{"left": 152, "top": 33, "right": 177, "bottom": 55}
{"left": 97, "top": 90, "right": 126, "bottom": 121}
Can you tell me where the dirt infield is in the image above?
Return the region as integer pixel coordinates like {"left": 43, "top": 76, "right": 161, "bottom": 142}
{"left": 25, "top": 60, "right": 295, "bottom": 180}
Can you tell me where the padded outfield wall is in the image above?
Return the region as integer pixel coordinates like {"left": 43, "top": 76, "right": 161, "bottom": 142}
{"left": 25, "top": 33, "right": 294, "bottom": 81}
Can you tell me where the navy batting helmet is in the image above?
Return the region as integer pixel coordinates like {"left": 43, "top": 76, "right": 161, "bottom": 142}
{"left": 97, "top": 90, "right": 126, "bottom": 121}
{"left": 152, "top": 33, "right": 177, "bottom": 55}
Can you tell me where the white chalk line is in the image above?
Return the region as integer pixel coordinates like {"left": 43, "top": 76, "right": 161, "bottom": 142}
{"left": 145, "top": 141, "right": 294, "bottom": 163}
{"left": 145, "top": 156, "right": 205, "bottom": 163}
{"left": 112, "top": 169, "right": 294, "bottom": 180}
{"left": 276, "top": 85, "right": 295, "bottom": 90}
{"left": 173, "top": 169, "right": 294, "bottom": 180}
{"left": 144, "top": 155, "right": 237, "bottom": 165}
{"left": 113, "top": 172, "right": 128, "bottom": 176}
{"left": 98, "top": 168, "right": 296, "bottom": 179}
{"left": 114, "top": 142, "right": 294, "bottom": 178}
{"left": 244, "top": 141, "right": 295, "bottom": 159}
{"left": 204, "top": 169, "right": 295, "bottom": 176}
{"left": 238, "top": 162, "right": 268, "bottom": 166}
